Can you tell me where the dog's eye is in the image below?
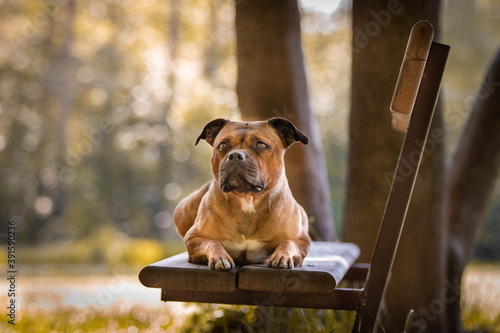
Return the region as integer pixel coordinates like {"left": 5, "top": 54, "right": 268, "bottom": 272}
{"left": 217, "top": 142, "right": 227, "bottom": 151}
{"left": 256, "top": 142, "right": 268, "bottom": 150}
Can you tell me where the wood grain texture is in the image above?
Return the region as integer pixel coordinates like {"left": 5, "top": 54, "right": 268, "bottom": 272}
{"left": 161, "top": 287, "right": 363, "bottom": 311}
{"left": 139, "top": 252, "right": 237, "bottom": 292}
{"left": 344, "top": 1, "right": 446, "bottom": 331}
{"left": 139, "top": 242, "right": 360, "bottom": 296}
{"left": 391, "top": 20, "right": 434, "bottom": 133}
{"left": 239, "top": 242, "right": 360, "bottom": 294}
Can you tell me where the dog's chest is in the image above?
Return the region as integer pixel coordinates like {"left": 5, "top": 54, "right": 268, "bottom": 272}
{"left": 239, "top": 197, "right": 256, "bottom": 213}
{"left": 221, "top": 238, "right": 267, "bottom": 263}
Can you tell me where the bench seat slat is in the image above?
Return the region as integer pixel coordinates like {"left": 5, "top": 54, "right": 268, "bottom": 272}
{"left": 239, "top": 242, "right": 360, "bottom": 294}
{"left": 139, "top": 242, "right": 360, "bottom": 296}
{"left": 139, "top": 252, "right": 237, "bottom": 292}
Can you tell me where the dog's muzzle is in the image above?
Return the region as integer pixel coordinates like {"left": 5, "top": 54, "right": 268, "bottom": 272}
{"left": 219, "top": 151, "right": 265, "bottom": 194}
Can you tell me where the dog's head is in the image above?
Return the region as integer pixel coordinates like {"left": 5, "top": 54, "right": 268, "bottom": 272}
{"left": 196, "top": 118, "right": 308, "bottom": 195}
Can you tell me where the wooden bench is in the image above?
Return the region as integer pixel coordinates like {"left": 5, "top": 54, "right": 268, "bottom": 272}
{"left": 140, "top": 242, "right": 366, "bottom": 310}
{"left": 139, "top": 21, "right": 450, "bottom": 333}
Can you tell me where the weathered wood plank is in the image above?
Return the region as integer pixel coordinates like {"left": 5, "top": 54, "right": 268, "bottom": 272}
{"left": 139, "top": 252, "right": 237, "bottom": 292}
{"left": 239, "top": 242, "right": 360, "bottom": 294}
{"left": 390, "top": 20, "right": 434, "bottom": 133}
{"left": 161, "top": 287, "right": 363, "bottom": 311}
{"left": 139, "top": 242, "right": 360, "bottom": 296}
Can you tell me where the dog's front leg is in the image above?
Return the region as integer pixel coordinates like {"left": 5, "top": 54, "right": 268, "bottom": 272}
{"left": 184, "top": 236, "right": 235, "bottom": 271}
{"left": 267, "top": 239, "right": 311, "bottom": 269}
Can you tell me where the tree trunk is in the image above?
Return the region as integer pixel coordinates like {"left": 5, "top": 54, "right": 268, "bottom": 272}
{"left": 235, "top": 0, "right": 335, "bottom": 241}
{"left": 445, "top": 46, "right": 500, "bottom": 333}
{"left": 31, "top": 0, "right": 77, "bottom": 242}
{"left": 343, "top": 1, "right": 447, "bottom": 332}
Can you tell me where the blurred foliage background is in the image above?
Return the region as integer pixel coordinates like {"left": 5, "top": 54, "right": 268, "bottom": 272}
{"left": 0, "top": 0, "right": 499, "bottom": 265}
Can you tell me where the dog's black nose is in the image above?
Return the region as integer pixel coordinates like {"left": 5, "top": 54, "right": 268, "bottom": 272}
{"left": 227, "top": 151, "right": 245, "bottom": 161}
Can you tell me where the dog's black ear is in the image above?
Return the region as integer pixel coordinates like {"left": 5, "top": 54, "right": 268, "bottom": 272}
{"left": 268, "top": 117, "right": 309, "bottom": 148}
{"left": 196, "top": 119, "right": 229, "bottom": 146}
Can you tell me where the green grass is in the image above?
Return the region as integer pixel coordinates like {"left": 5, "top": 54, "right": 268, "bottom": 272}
{"left": 0, "top": 302, "right": 176, "bottom": 333}
{"left": 1, "top": 302, "right": 355, "bottom": 333}
{"left": 178, "top": 304, "right": 356, "bottom": 333}
{"left": 2, "top": 238, "right": 498, "bottom": 332}
{"left": 1, "top": 296, "right": 499, "bottom": 332}
{"left": 2, "top": 302, "right": 498, "bottom": 332}
{"left": 462, "top": 304, "right": 500, "bottom": 333}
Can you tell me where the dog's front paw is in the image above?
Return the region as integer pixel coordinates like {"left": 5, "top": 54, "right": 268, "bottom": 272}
{"left": 267, "top": 251, "right": 305, "bottom": 269}
{"left": 267, "top": 252, "right": 295, "bottom": 269}
{"left": 267, "top": 240, "right": 306, "bottom": 269}
{"left": 209, "top": 255, "right": 235, "bottom": 271}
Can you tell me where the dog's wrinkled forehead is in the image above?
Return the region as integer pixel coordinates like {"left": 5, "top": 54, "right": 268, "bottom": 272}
{"left": 216, "top": 122, "right": 277, "bottom": 144}
{"left": 196, "top": 117, "right": 309, "bottom": 148}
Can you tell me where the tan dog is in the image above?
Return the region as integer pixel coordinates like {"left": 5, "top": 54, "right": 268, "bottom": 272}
{"left": 173, "top": 118, "right": 311, "bottom": 271}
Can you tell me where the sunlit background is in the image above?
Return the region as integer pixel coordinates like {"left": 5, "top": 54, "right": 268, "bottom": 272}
{"left": 0, "top": 0, "right": 499, "bottom": 331}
